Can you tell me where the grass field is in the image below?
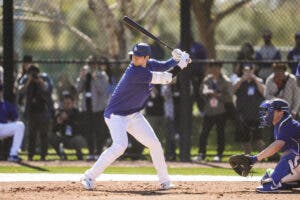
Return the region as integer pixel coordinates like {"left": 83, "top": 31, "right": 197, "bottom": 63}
{"left": 0, "top": 165, "right": 266, "bottom": 176}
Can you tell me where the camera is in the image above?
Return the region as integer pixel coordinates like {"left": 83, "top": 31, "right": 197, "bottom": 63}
{"left": 28, "top": 65, "right": 40, "bottom": 79}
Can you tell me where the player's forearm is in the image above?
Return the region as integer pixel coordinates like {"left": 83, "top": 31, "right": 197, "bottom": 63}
{"left": 256, "top": 140, "right": 285, "bottom": 161}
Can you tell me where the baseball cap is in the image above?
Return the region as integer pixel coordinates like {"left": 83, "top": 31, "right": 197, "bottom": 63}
{"left": 295, "top": 32, "right": 300, "bottom": 39}
{"left": 128, "top": 43, "right": 151, "bottom": 57}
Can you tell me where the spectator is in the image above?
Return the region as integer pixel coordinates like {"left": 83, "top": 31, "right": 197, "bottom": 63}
{"left": 161, "top": 83, "right": 177, "bottom": 161}
{"left": 56, "top": 73, "right": 78, "bottom": 105}
{"left": 98, "top": 56, "right": 117, "bottom": 100}
{"left": 189, "top": 36, "right": 207, "bottom": 114}
{"left": 287, "top": 32, "right": 300, "bottom": 75}
{"left": 233, "top": 65, "right": 265, "bottom": 154}
{"left": 0, "top": 83, "right": 25, "bottom": 162}
{"left": 296, "top": 63, "right": 300, "bottom": 86}
{"left": 77, "top": 55, "right": 109, "bottom": 161}
{"left": 265, "top": 63, "right": 300, "bottom": 118}
{"left": 50, "top": 94, "right": 85, "bottom": 160}
{"left": 18, "top": 65, "right": 53, "bottom": 161}
{"left": 255, "top": 30, "right": 281, "bottom": 81}
{"left": 233, "top": 42, "right": 256, "bottom": 79}
{"left": 0, "top": 66, "right": 3, "bottom": 83}
{"left": 17, "top": 55, "right": 33, "bottom": 84}
{"left": 193, "top": 62, "right": 232, "bottom": 162}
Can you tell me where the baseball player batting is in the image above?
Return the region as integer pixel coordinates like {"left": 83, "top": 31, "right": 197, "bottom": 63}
{"left": 81, "top": 42, "right": 190, "bottom": 190}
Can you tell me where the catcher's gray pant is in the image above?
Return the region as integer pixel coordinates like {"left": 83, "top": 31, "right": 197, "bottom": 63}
{"left": 84, "top": 112, "right": 170, "bottom": 184}
{"left": 0, "top": 121, "right": 25, "bottom": 156}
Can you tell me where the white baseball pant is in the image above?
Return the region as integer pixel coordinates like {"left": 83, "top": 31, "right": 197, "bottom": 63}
{"left": 0, "top": 121, "right": 25, "bottom": 156}
{"left": 84, "top": 112, "right": 170, "bottom": 184}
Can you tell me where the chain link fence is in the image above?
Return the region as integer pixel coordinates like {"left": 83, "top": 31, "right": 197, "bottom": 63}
{"left": 1, "top": 0, "right": 300, "bottom": 159}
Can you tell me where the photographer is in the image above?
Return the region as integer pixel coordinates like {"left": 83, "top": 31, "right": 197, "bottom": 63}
{"left": 77, "top": 55, "right": 109, "bottom": 161}
{"left": 50, "top": 94, "right": 85, "bottom": 160}
{"left": 19, "top": 65, "right": 53, "bottom": 161}
{"left": 234, "top": 65, "right": 265, "bottom": 154}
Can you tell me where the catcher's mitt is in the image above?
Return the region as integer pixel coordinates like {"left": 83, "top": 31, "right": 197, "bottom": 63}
{"left": 228, "top": 154, "right": 254, "bottom": 177}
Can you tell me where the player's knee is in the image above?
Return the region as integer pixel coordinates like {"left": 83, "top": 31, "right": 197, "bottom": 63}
{"left": 16, "top": 121, "right": 25, "bottom": 132}
{"left": 111, "top": 142, "right": 127, "bottom": 156}
{"left": 147, "top": 138, "right": 162, "bottom": 150}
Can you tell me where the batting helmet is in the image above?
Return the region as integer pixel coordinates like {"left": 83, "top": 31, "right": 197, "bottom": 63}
{"left": 128, "top": 43, "right": 151, "bottom": 57}
{"left": 259, "top": 98, "right": 290, "bottom": 128}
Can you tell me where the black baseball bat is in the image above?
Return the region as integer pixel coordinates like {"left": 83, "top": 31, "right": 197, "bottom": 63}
{"left": 123, "top": 16, "right": 174, "bottom": 51}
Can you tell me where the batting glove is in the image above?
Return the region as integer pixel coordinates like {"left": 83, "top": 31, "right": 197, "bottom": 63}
{"left": 172, "top": 49, "right": 183, "bottom": 62}
{"left": 177, "top": 52, "right": 190, "bottom": 69}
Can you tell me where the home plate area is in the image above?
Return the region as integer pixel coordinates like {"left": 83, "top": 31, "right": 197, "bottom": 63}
{"left": 1, "top": 174, "right": 300, "bottom": 200}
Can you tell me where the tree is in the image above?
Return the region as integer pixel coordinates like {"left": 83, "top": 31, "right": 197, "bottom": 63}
{"left": 12, "top": 0, "right": 164, "bottom": 59}
{"left": 191, "top": 0, "right": 251, "bottom": 58}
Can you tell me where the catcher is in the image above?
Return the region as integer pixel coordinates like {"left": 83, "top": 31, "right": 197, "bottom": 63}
{"left": 229, "top": 98, "right": 300, "bottom": 193}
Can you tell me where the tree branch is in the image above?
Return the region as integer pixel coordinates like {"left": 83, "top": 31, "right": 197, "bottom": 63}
{"left": 6, "top": 14, "right": 101, "bottom": 54}
{"left": 215, "top": 0, "right": 252, "bottom": 24}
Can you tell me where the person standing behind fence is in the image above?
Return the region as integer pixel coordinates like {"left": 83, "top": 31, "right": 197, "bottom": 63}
{"left": 77, "top": 55, "right": 109, "bottom": 161}
{"left": 99, "top": 56, "right": 117, "bottom": 101}
{"left": 287, "top": 32, "right": 300, "bottom": 75}
{"left": 56, "top": 73, "right": 78, "bottom": 105}
{"left": 265, "top": 63, "right": 300, "bottom": 119}
{"left": 193, "top": 62, "right": 232, "bottom": 162}
{"left": 255, "top": 30, "right": 281, "bottom": 82}
{"left": 233, "top": 65, "right": 265, "bottom": 154}
{"left": 296, "top": 63, "right": 300, "bottom": 87}
{"left": 19, "top": 65, "right": 53, "bottom": 161}
{"left": 189, "top": 36, "right": 207, "bottom": 114}
{"left": 161, "top": 83, "right": 177, "bottom": 161}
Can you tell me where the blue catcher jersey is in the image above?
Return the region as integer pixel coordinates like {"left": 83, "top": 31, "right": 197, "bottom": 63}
{"left": 104, "top": 58, "right": 177, "bottom": 118}
{"left": 274, "top": 114, "right": 300, "bottom": 155}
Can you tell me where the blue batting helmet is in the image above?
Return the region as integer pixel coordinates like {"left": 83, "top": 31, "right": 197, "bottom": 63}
{"left": 259, "top": 98, "right": 289, "bottom": 128}
{"left": 128, "top": 43, "right": 151, "bottom": 57}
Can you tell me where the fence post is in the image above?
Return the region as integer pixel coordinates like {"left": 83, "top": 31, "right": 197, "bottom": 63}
{"left": 178, "top": 0, "right": 192, "bottom": 162}
{"left": 3, "top": 0, "right": 15, "bottom": 103}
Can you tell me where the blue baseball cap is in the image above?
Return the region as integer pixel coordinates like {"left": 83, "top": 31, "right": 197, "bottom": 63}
{"left": 128, "top": 43, "right": 151, "bottom": 57}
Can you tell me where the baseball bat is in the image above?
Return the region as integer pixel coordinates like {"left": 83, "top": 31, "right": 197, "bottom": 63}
{"left": 123, "top": 16, "right": 174, "bottom": 51}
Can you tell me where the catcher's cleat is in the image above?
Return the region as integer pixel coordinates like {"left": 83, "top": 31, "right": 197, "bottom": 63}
{"left": 81, "top": 175, "right": 94, "bottom": 190}
{"left": 160, "top": 181, "right": 176, "bottom": 190}
{"left": 256, "top": 182, "right": 280, "bottom": 193}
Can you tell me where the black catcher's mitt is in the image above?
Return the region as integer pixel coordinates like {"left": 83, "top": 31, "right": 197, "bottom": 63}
{"left": 228, "top": 154, "right": 254, "bottom": 177}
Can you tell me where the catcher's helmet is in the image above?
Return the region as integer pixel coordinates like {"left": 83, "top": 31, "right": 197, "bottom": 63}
{"left": 259, "top": 98, "right": 289, "bottom": 128}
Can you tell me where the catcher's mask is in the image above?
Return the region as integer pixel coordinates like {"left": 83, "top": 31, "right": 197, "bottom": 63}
{"left": 259, "top": 98, "right": 290, "bottom": 128}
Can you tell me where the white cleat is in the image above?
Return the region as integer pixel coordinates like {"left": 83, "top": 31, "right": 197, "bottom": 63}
{"left": 81, "top": 175, "right": 94, "bottom": 190}
{"left": 160, "top": 181, "right": 176, "bottom": 190}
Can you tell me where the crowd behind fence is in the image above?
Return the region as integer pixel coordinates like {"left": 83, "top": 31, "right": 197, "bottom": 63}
{"left": 1, "top": 0, "right": 300, "bottom": 162}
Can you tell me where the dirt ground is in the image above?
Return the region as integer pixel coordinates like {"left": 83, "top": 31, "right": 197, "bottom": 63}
{"left": 1, "top": 161, "right": 297, "bottom": 199}
{"left": 1, "top": 181, "right": 300, "bottom": 200}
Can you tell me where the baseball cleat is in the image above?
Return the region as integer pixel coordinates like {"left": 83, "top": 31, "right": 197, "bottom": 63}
{"left": 160, "top": 181, "right": 176, "bottom": 190}
{"left": 256, "top": 182, "right": 280, "bottom": 193}
{"left": 81, "top": 175, "right": 94, "bottom": 190}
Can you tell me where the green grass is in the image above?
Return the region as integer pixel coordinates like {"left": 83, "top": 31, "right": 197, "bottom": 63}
{"left": 0, "top": 166, "right": 266, "bottom": 176}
